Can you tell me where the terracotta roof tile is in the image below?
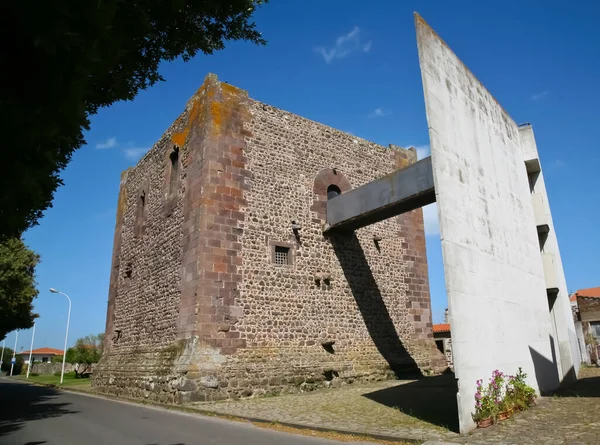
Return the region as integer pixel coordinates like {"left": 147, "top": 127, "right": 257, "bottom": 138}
{"left": 433, "top": 323, "right": 450, "bottom": 334}
{"left": 571, "top": 287, "right": 600, "bottom": 302}
{"left": 18, "top": 347, "right": 64, "bottom": 356}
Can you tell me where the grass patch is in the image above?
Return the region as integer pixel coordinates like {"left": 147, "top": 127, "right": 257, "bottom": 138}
{"left": 12, "top": 371, "right": 92, "bottom": 387}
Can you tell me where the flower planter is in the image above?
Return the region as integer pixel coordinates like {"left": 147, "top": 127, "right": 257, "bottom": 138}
{"left": 477, "top": 417, "right": 494, "bottom": 428}
{"left": 497, "top": 411, "right": 511, "bottom": 421}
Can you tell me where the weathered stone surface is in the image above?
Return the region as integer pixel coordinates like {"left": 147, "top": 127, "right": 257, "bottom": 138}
{"left": 93, "top": 73, "right": 446, "bottom": 403}
{"left": 200, "top": 376, "right": 219, "bottom": 389}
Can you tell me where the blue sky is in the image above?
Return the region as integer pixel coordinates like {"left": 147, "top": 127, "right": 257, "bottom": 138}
{"left": 9, "top": 0, "right": 600, "bottom": 352}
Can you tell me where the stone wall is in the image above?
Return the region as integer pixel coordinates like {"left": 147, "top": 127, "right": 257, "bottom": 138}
{"left": 30, "top": 362, "right": 75, "bottom": 376}
{"left": 93, "top": 73, "right": 446, "bottom": 403}
{"left": 579, "top": 297, "right": 600, "bottom": 324}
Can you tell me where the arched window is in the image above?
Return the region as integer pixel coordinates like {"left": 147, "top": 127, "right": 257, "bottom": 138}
{"left": 327, "top": 184, "right": 341, "bottom": 200}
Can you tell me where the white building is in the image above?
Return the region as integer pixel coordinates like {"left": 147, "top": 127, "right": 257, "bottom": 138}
{"left": 18, "top": 347, "right": 63, "bottom": 364}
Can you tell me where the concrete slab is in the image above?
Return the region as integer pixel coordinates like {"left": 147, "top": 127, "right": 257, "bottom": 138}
{"left": 326, "top": 156, "right": 435, "bottom": 231}
{"left": 415, "top": 13, "right": 558, "bottom": 434}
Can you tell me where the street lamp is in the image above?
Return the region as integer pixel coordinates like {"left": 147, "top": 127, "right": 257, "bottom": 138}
{"left": 26, "top": 322, "right": 36, "bottom": 379}
{"left": 50, "top": 288, "right": 71, "bottom": 384}
{"left": 1, "top": 340, "right": 5, "bottom": 372}
{"left": 10, "top": 331, "right": 18, "bottom": 376}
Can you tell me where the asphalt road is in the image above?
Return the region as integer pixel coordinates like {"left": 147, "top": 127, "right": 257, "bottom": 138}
{"left": 0, "top": 380, "right": 364, "bottom": 445}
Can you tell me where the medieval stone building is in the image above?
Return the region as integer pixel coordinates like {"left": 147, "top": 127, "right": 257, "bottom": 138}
{"left": 93, "top": 73, "right": 446, "bottom": 402}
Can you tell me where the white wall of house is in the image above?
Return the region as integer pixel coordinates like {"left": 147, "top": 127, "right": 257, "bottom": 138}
{"left": 21, "top": 354, "right": 56, "bottom": 365}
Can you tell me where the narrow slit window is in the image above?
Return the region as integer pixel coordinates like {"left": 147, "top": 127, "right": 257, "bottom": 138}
{"left": 274, "top": 245, "right": 290, "bottom": 266}
{"left": 169, "top": 147, "right": 180, "bottom": 196}
{"left": 135, "top": 189, "right": 146, "bottom": 237}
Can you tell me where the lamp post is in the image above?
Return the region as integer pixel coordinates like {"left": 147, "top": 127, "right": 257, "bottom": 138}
{"left": 1, "top": 340, "right": 5, "bottom": 372}
{"left": 26, "top": 322, "right": 36, "bottom": 379}
{"left": 10, "top": 331, "right": 18, "bottom": 376}
{"left": 50, "top": 288, "right": 71, "bottom": 384}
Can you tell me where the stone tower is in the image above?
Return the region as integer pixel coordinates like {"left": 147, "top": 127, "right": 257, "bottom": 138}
{"left": 93, "top": 74, "right": 446, "bottom": 402}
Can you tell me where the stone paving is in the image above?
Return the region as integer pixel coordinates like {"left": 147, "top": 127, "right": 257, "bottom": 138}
{"left": 194, "top": 373, "right": 461, "bottom": 443}
{"left": 449, "top": 366, "right": 600, "bottom": 445}
{"left": 193, "top": 367, "right": 600, "bottom": 444}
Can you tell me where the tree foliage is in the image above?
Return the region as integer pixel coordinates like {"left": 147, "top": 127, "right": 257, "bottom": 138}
{"left": 65, "top": 334, "right": 104, "bottom": 377}
{"left": 0, "top": 347, "right": 25, "bottom": 375}
{"left": 1, "top": 0, "right": 268, "bottom": 239}
{"left": 0, "top": 238, "right": 40, "bottom": 340}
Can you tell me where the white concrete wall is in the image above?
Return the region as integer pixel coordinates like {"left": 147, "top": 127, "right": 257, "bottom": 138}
{"left": 519, "top": 124, "right": 580, "bottom": 380}
{"left": 415, "top": 14, "right": 559, "bottom": 433}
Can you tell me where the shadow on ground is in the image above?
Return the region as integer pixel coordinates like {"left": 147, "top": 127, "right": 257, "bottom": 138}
{"left": 0, "top": 380, "right": 79, "bottom": 437}
{"left": 363, "top": 372, "right": 459, "bottom": 433}
{"left": 553, "top": 373, "right": 600, "bottom": 397}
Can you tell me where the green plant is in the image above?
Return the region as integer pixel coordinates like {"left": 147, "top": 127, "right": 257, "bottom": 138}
{"left": 0, "top": 348, "right": 25, "bottom": 375}
{"left": 2, "top": 1, "right": 270, "bottom": 240}
{"left": 472, "top": 378, "right": 500, "bottom": 422}
{"left": 510, "top": 367, "right": 536, "bottom": 407}
{"left": 0, "top": 238, "right": 40, "bottom": 340}
{"left": 473, "top": 367, "right": 538, "bottom": 424}
{"left": 65, "top": 333, "right": 104, "bottom": 377}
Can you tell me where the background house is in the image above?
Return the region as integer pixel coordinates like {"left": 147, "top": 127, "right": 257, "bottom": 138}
{"left": 433, "top": 308, "right": 453, "bottom": 370}
{"left": 18, "top": 347, "right": 63, "bottom": 364}
{"left": 571, "top": 287, "right": 600, "bottom": 365}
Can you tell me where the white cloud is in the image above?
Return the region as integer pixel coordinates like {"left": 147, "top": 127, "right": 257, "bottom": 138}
{"left": 96, "top": 137, "right": 149, "bottom": 161}
{"left": 531, "top": 91, "right": 549, "bottom": 101}
{"left": 315, "top": 26, "right": 372, "bottom": 64}
{"left": 368, "top": 108, "right": 391, "bottom": 118}
{"left": 96, "top": 137, "right": 117, "bottom": 149}
{"left": 123, "top": 147, "right": 149, "bottom": 161}
{"left": 422, "top": 203, "right": 439, "bottom": 236}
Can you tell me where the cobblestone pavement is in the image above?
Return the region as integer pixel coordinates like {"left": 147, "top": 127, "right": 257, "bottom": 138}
{"left": 450, "top": 366, "right": 600, "bottom": 444}
{"left": 194, "top": 368, "right": 600, "bottom": 444}
{"left": 194, "top": 374, "right": 461, "bottom": 443}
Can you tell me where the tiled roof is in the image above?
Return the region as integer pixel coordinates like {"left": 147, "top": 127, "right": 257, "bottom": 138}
{"left": 570, "top": 287, "right": 600, "bottom": 302}
{"left": 433, "top": 323, "right": 451, "bottom": 334}
{"left": 18, "top": 347, "right": 64, "bottom": 356}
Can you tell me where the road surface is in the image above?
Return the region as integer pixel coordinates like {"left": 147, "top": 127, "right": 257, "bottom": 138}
{"left": 0, "top": 380, "right": 366, "bottom": 445}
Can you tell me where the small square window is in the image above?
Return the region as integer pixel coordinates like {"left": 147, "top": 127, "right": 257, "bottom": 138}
{"left": 274, "top": 245, "right": 290, "bottom": 266}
